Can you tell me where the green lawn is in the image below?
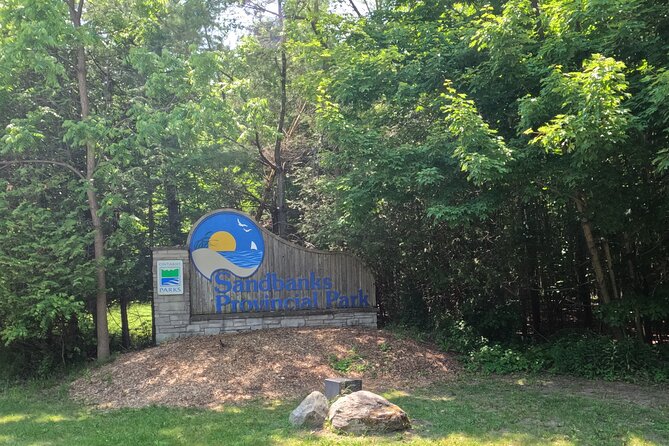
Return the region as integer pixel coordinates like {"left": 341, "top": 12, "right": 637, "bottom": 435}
{"left": 106, "top": 301, "right": 153, "bottom": 347}
{"left": 1, "top": 376, "right": 667, "bottom": 445}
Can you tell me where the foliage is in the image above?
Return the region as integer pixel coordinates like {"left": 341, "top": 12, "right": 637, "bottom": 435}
{"left": 1, "top": 0, "right": 669, "bottom": 377}
{"left": 0, "top": 0, "right": 264, "bottom": 373}
{"left": 535, "top": 333, "right": 669, "bottom": 382}
{"left": 436, "top": 319, "right": 488, "bottom": 354}
{"left": 467, "top": 344, "right": 544, "bottom": 375}
{"left": 0, "top": 174, "right": 95, "bottom": 374}
{"left": 596, "top": 291, "right": 669, "bottom": 328}
{"left": 106, "top": 302, "right": 153, "bottom": 350}
{"left": 328, "top": 347, "right": 369, "bottom": 373}
{"left": 298, "top": 0, "right": 669, "bottom": 359}
{"left": 465, "top": 333, "right": 669, "bottom": 383}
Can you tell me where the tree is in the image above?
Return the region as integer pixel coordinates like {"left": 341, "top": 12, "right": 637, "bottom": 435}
{"left": 298, "top": 0, "right": 669, "bottom": 341}
{"left": 0, "top": 0, "right": 111, "bottom": 359}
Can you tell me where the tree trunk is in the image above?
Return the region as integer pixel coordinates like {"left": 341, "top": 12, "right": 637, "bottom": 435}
{"left": 273, "top": 0, "right": 288, "bottom": 238}
{"left": 68, "top": 0, "right": 110, "bottom": 360}
{"left": 602, "top": 239, "right": 620, "bottom": 300}
{"left": 255, "top": 169, "right": 276, "bottom": 222}
{"left": 120, "top": 295, "right": 131, "bottom": 349}
{"left": 575, "top": 227, "right": 593, "bottom": 328}
{"left": 148, "top": 182, "right": 155, "bottom": 247}
{"left": 623, "top": 233, "right": 649, "bottom": 342}
{"left": 520, "top": 205, "right": 541, "bottom": 335}
{"left": 87, "top": 185, "right": 111, "bottom": 359}
{"left": 165, "top": 181, "right": 182, "bottom": 245}
{"left": 574, "top": 195, "right": 612, "bottom": 305}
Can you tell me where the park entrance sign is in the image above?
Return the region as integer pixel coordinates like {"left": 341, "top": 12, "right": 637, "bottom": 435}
{"left": 152, "top": 209, "right": 377, "bottom": 343}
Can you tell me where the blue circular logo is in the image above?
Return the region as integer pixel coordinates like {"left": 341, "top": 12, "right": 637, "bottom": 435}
{"left": 189, "top": 210, "right": 265, "bottom": 280}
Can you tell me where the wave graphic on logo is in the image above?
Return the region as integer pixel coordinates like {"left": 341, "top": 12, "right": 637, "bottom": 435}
{"left": 189, "top": 211, "right": 265, "bottom": 280}
{"left": 161, "top": 277, "right": 180, "bottom": 286}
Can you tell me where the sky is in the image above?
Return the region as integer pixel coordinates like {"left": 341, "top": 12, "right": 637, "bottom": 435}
{"left": 221, "top": 0, "right": 373, "bottom": 47}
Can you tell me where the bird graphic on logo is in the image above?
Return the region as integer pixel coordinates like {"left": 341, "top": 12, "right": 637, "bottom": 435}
{"left": 189, "top": 211, "right": 265, "bottom": 280}
{"left": 237, "top": 218, "right": 253, "bottom": 233}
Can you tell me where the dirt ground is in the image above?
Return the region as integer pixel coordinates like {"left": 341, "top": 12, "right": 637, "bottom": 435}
{"left": 70, "top": 327, "right": 460, "bottom": 409}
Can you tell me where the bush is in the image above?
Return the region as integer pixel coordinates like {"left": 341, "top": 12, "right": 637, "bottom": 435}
{"left": 387, "top": 320, "right": 669, "bottom": 382}
{"left": 535, "top": 332, "right": 669, "bottom": 382}
{"left": 467, "top": 344, "right": 544, "bottom": 374}
{"left": 436, "top": 319, "right": 488, "bottom": 353}
{"left": 465, "top": 332, "right": 669, "bottom": 382}
{"left": 328, "top": 348, "right": 368, "bottom": 373}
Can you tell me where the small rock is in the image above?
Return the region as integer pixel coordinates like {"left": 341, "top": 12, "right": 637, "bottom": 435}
{"left": 328, "top": 390, "right": 411, "bottom": 434}
{"left": 289, "top": 391, "right": 329, "bottom": 427}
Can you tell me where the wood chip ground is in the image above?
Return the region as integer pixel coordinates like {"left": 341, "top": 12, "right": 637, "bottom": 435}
{"left": 70, "top": 327, "right": 459, "bottom": 408}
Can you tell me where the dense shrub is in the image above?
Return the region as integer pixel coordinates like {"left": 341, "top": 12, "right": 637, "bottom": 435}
{"left": 436, "top": 319, "right": 488, "bottom": 353}
{"left": 535, "top": 333, "right": 669, "bottom": 382}
{"left": 464, "top": 332, "right": 669, "bottom": 382}
{"left": 467, "top": 344, "right": 544, "bottom": 374}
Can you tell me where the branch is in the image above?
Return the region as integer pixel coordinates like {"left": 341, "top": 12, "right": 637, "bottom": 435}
{"left": 255, "top": 131, "right": 278, "bottom": 170}
{"left": 64, "top": 0, "right": 81, "bottom": 24}
{"left": 534, "top": 179, "right": 577, "bottom": 202}
{"left": 0, "top": 159, "right": 85, "bottom": 181}
{"left": 286, "top": 101, "right": 307, "bottom": 138}
{"left": 218, "top": 133, "right": 254, "bottom": 152}
{"left": 89, "top": 55, "right": 110, "bottom": 80}
{"left": 362, "top": 0, "right": 372, "bottom": 14}
{"left": 244, "top": 0, "right": 281, "bottom": 17}
{"left": 216, "top": 133, "right": 277, "bottom": 170}
{"left": 242, "top": 1, "right": 306, "bottom": 20}
{"left": 220, "top": 70, "right": 235, "bottom": 82}
{"left": 348, "top": 0, "right": 362, "bottom": 17}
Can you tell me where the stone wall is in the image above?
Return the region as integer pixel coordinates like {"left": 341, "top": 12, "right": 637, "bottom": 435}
{"left": 153, "top": 247, "right": 192, "bottom": 344}
{"left": 153, "top": 247, "right": 378, "bottom": 344}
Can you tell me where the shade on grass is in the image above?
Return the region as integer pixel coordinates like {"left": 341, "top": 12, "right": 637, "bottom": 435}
{"left": 1, "top": 378, "right": 667, "bottom": 445}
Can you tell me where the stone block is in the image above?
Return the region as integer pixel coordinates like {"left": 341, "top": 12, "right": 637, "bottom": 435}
{"left": 232, "top": 318, "right": 250, "bottom": 327}
{"left": 158, "top": 294, "right": 187, "bottom": 303}
{"left": 156, "top": 301, "right": 187, "bottom": 313}
{"left": 281, "top": 318, "right": 306, "bottom": 328}
{"left": 186, "top": 324, "right": 203, "bottom": 332}
{"left": 156, "top": 333, "right": 177, "bottom": 344}
{"left": 324, "top": 378, "right": 363, "bottom": 399}
{"left": 154, "top": 316, "right": 171, "bottom": 325}
{"left": 158, "top": 326, "right": 187, "bottom": 333}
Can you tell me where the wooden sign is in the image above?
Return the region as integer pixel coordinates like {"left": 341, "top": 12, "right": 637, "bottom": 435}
{"left": 187, "top": 209, "right": 375, "bottom": 316}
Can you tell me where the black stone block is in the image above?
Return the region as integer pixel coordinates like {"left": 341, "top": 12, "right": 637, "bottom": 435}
{"left": 324, "top": 378, "right": 363, "bottom": 399}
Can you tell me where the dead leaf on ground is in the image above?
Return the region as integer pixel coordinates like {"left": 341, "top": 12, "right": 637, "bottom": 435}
{"left": 70, "top": 327, "right": 460, "bottom": 409}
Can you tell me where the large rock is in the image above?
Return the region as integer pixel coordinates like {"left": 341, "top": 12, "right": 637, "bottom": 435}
{"left": 289, "top": 391, "right": 329, "bottom": 427}
{"left": 328, "top": 390, "right": 410, "bottom": 434}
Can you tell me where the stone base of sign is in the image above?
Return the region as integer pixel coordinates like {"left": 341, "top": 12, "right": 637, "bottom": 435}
{"left": 153, "top": 247, "right": 192, "bottom": 344}
{"left": 155, "top": 309, "right": 377, "bottom": 344}
{"left": 153, "top": 247, "right": 378, "bottom": 344}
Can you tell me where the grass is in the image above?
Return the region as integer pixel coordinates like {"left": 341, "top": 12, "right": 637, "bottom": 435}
{"left": 106, "top": 301, "right": 153, "bottom": 347}
{"left": 1, "top": 376, "right": 667, "bottom": 445}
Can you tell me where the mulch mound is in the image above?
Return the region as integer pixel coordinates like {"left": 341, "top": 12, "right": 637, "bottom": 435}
{"left": 70, "top": 327, "right": 459, "bottom": 408}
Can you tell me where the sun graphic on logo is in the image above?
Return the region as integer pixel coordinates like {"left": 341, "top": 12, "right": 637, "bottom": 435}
{"left": 189, "top": 210, "right": 265, "bottom": 280}
{"left": 208, "top": 231, "right": 236, "bottom": 251}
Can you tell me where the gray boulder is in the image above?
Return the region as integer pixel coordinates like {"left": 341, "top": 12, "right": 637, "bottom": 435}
{"left": 328, "top": 390, "right": 410, "bottom": 434}
{"left": 289, "top": 391, "right": 329, "bottom": 427}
